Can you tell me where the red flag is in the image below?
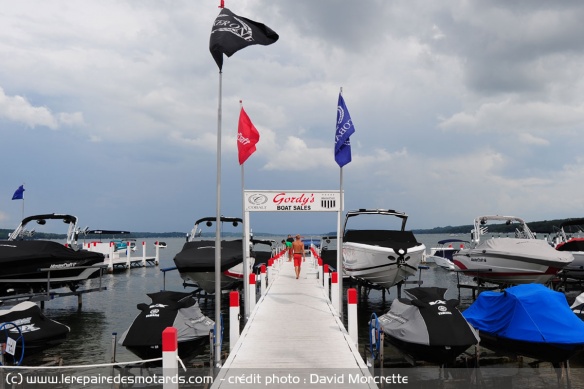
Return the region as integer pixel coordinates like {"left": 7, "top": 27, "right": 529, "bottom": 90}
{"left": 237, "top": 107, "right": 260, "bottom": 165}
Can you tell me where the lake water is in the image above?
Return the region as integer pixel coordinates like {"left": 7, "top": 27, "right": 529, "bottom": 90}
{"left": 6, "top": 234, "right": 584, "bottom": 388}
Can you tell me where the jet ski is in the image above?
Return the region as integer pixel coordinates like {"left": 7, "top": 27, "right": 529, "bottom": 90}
{"left": 377, "top": 287, "right": 479, "bottom": 365}
{"left": 119, "top": 291, "right": 214, "bottom": 363}
{"left": 0, "top": 301, "right": 70, "bottom": 363}
{"left": 463, "top": 284, "right": 584, "bottom": 363}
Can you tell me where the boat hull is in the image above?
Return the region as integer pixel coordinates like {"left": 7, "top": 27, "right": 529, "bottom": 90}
{"left": 477, "top": 331, "right": 584, "bottom": 363}
{"left": 556, "top": 240, "right": 584, "bottom": 280}
{"left": 0, "top": 240, "right": 104, "bottom": 295}
{"left": 429, "top": 255, "right": 456, "bottom": 270}
{"left": 173, "top": 239, "right": 252, "bottom": 294}
{"left": 180, "top": 265, "right": 249, "bottom": 294}
{"left": 453, "top": 238, "right": 572, "bottom": 285}
{"left": 342, "top": 242, "right": 425, "bottom": 289}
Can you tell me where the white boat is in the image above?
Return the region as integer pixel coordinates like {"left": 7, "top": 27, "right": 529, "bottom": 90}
{"left": 549, "top": 218, "right": 584, "bottom": 280}
{"left": 452, "top": 215, "right": 573, "bottom": 285}
{"left": 342, "top": 209, "right": 426, "bottom": 289}
{"left": 426, "top": 239, "right": 468, "bottom": 270}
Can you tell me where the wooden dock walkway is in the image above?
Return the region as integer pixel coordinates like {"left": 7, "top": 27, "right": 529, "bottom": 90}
{"left": 211, "top": 255, "right": 378, "bottom": 388}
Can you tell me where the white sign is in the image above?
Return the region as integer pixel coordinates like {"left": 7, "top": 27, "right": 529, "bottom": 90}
{"left": 244, "top": 190, "right": 342, "bottom": 212}
{"left": 5, "top": 337, "right": 16, "bottom": 356}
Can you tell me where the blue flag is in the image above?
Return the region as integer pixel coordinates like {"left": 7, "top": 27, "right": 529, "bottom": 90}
{"left": 12, "top": 185, "right": 24, "bottom": 200}
{"left": 335, "top": 93, "right": 355, "bottom": 167}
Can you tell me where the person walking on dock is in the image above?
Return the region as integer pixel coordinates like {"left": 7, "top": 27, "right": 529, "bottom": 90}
{"left": 292, "top": 234, "right": 305, "bottom": 279}
{"left": 286, "top": 234, "right": 294, "bottom": 262}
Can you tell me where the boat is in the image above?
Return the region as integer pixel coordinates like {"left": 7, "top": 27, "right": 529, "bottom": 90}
{"left": 173, "top": 216, "right": 253, "bottom": 294}
{"left": 377, "top": 287, "right": 479, "bottom": 365}
{"left": 82, "top": 229, "right": 137, "bottom": 257}
{"left": 452, "top": 215, "right": 573, "bottom": 285}
{"left": 250, "top": 238, "right": 276, "bottom": 270}
{"left": 119, "top": 291, "right": 214, "bottom": 363}
{"left": 462, "top": 284, "right": 584, "bottom": 363}
{"left": 301, "top": 237, "right": 320, "bottom": 250}
{"left": 319, "top": 235, "right": 338, "bottom": 271}
{"left": 426, "top": 239, "right": 468, "bottom": 270}
{"left": 0, "top": 301, "right": 70, "bottom": 361}
{"left": 0, "top": 214, "right": 105, "bottom": 295}
{"left": 550, "top": 218, "right": 584, "bottom": 280}
{"left": 342, "top": 209, "right": 426, "bottom": 289}
{"left": 571, "top": 292, "right": 584, "bottom": 321}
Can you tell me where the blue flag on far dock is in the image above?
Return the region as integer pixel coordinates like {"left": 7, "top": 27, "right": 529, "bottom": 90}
{"left": 12, "top": 185, "right": 25, "bottom": 200}
{"left": 335, "top": 93, "right": 355, "bottom": 167}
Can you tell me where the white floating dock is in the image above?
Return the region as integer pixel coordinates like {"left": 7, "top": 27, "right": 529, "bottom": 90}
{"left": 211, "top": 257, "right": 378, "bottom": 389}
{"left": 85, "top": 241, "right": 163, "bottom": 272}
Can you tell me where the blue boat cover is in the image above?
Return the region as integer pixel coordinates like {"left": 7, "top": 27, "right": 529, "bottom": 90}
{"left": 463, "top": 284, "right": 584, "bottom": 344}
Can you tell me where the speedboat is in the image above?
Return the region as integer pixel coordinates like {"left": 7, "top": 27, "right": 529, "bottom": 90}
{"left": 319, "top": 235, "right": 338, "bottom": 271}
{"left": 550, "top": 218, "right": 584, "bottom": 280}
{"left": 452, "top": 215, "right": 573, "bottom": 285}
{"left": 173, "top": 216, "right": 253, "bottom": 294}
{"left": 0, "top": 301, "right": 70, "bottom": 361}
{"left": 250, "top": 238, "right": 276, "bottom": 270}
{"left": 301, "top": 237, "right": 320, "bottom": 250}
{"left": 0, "top": 214, "right": 105, "bottom": 295}
{"left": 377, "top": 287, "right": 479, "bottom": 365}
{"left": 342, "top": 209, "right": 426, "bottom": 289}
{"left": 119, "top": 291, "right": 214, "bottom": 363}
{"left": 426, "top": 239, "right": 468, "bottom": 270}
{"left": 463, "top": 284, "right": 584, "bottom": 363}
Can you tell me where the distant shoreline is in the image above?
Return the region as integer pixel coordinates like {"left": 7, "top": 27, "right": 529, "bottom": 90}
{"left": 2, "top": 217, "right": 577, "bottom": 240}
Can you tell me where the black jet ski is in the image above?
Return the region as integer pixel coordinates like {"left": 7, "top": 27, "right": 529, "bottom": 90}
{"left": 0, "top": 301, "right": 70, "bottom": 363}
{"left": 377, "top": 287, "right": 479, "bottom": 365}
{"left": 119, "top": 291, "right": 214, "bottom": 363}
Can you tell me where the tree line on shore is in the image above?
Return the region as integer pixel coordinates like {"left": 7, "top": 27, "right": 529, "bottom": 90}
{"left": 1, "top": 217, "right": 581, "bottom": 240}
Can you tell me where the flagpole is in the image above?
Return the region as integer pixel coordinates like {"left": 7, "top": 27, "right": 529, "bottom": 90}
{"left": 240, "top": 100, "right": 250, "bottom": 319}
{"left": 337, "top": 88, "right": 344, "bottom": 320}
{"left": 214, "top": 69, "right": 223, "bottom": 368}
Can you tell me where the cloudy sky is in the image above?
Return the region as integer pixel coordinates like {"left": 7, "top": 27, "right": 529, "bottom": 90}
{"left": 2, "top": 0, "right": 584, "bottom": 235}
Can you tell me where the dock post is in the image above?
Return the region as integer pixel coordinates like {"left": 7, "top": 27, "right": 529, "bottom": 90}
{"left": 347, "top": 288, "right": 358, "bottom": 347}
{"left": 324, "top": 265, "right": 330, "bottom": 300}
{"left": 111, "top": 332, "right": 117, "bottom": 363}
{"left": 260, "top": 264, "right": 266, "bottom": 295}
{"left": 248, "top": 273, "right": 256, "bottom": 314}
{"left": 229, "top": 291, "right": 240, "bottom": 351}
{"left": 155, "top": 242, "right": 160, "bottom": 265}
{"left": 267, "top": 259, "right": 273, "bottom": 287}
{"left": 331, "top": 272, "right": 339, "bottom": 314}
{"left": 126, "top": 241, "right": 131, "bottom": 268}
{"left": 162, "top": 327, "right": 179, "bottom": 389}
{"left": 141, "top": 241, "right": 146, "bottom": 266}
{"left": 318, "top": 257, "right": 323, "bottom": 284}
{"left": 108, "top": 242, "right": 114, "bottom": 273}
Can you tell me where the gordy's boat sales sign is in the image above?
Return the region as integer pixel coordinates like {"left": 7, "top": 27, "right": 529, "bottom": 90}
{"left": 244, "top": 190, "right": 341, "bottom": 212}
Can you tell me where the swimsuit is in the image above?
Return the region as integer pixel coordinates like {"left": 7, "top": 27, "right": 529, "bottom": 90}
{"left": 293, "top": 253, "right": 302, "bottom": 267}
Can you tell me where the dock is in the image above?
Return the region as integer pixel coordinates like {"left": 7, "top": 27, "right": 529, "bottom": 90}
{"left": 84, "top": 241, "right": 164, "bottom": 272}
{"left": 211, "top": 255, "right": 378, "bottom": 389}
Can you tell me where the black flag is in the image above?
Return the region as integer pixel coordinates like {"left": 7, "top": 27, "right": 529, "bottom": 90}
{"left": 209, "top": 8, "right": 279, "bottom": 70}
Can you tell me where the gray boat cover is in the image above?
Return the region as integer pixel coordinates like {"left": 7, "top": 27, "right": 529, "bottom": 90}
{"left": 471, "top": 238, "right": 572, "bottom": 264}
